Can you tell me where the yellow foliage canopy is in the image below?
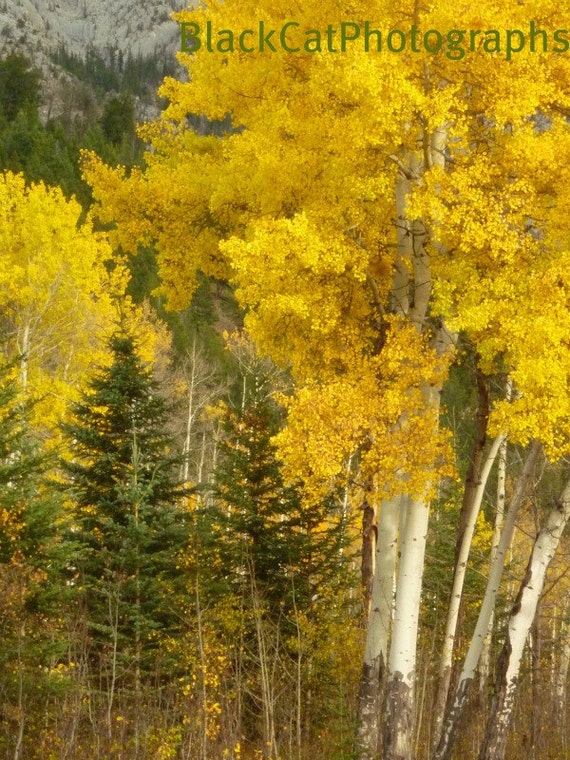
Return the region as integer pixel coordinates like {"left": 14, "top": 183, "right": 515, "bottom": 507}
{"left": 0, "top": 172, "right": 163, "bottom": 437}
{"left": 83, "top": 0, "right": 570, "bottom": 491}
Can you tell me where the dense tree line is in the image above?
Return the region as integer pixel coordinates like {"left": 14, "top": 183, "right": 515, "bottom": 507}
{"left": 0, "top": 53, "right": 142, "bottom": 203}
{"left": 2, "top": 2, "right": 570, "bottom": 758}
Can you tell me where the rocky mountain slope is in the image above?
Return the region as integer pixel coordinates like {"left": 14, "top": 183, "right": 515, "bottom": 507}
{"left": 1, "top": 0, "right": 188, "bottom": 60}
{"left": 0, "top": 0, "right": 191, "bottom": 122}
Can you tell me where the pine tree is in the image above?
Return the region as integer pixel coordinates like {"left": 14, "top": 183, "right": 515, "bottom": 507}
{"left": 210, "top": 369, "right": 345, "bottom": 615}
{"left": 0, "top": 53, "right": 40, "bottom": 123}
{"left": 61, "top": 332, "right": 189, "bottom": 688}
{"left": 197, "top": 361, "right": 354, "bottom": 756}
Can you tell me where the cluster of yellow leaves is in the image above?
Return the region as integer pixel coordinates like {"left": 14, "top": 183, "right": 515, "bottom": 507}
{"left": 410, "top": 123, "right": 570, "bottom": 458}
{"left": 0, "top": 172, "right": 166, "bottom": 440}
{"left": 222, "top": 214, "right": 372, "bottom": 376}
{"left": 83, "top": 0, "right": 570, "bottom": 493}
{"left": 276, "top": 316, "right": 454, "bottom": 500}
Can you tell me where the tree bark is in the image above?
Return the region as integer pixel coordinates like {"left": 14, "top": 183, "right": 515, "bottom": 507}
{"left": 384, "top": 491, "right": 431, "bottom": 760}
{"left": 355, "top": 496, "right": 400, "bottom": 760}
{"left": 478, "top": 474, "right": 570, "bottom": 760}
{"left": 555, "top": 599, "right": 570, "bottom": 756}
{"left": 479, "top": 433, "right": 508, "bottom": 698}
{"left": 433, "top": 441, "right": 541, "bottom": 760}
{"left": 381, "top": 122, "right": 450, "bottom": 760}
{"left": 431, "top": 422, "right": 504, "bottom": 748}
{"left": 361, "top": 496, "right": 376, "bottom": 616}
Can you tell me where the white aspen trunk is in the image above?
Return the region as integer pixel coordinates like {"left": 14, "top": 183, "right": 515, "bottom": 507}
{"left": 366, "top": 118, "right": 448, "bottom": 760}
{"left": 290, "top": 581, "right": 302, "bottom": 760}
{"left": 13, "top": 623, "right": 25, "bottom": 760}
{"left": 373, "top": 497, "right": 401, "bottom": 659}
{"left": 384, "top": 388, "right": 443, "bottom": 760}
{"left": 480, "top": 435, "right": 508, "bottom": 696}
{"left": 338, "top": 453, "right": 353, "bottom": 559}
{"left": 106, "top": 590, "right": 120, "bottom": 745}
{"left": 383, "top": 490, "right": 431, "bottom": 760}
{"left": 356, "top": 144, "right": 413, "bottom": 759}
{"left": 433, "top": 441, "right": 541, "bottom": 760}
{"left": 391, "top": 163, "right": 412, "bottom": 317}
{"left": 555, "top": 602, "right": 570, "bottom": 754}
{"left": 355, "top": 496, "right": 400, "bottom": 760}
{"left": 478, "top": 475, "right": 570, "bottom": 760}
{"left": 382, "top": 124, "right": 449, "bottom": 760}
{"left": 361, "top": 496, "right": 376, "bottom": 614}
{"left": 131, "top": 429, "right": 141, "bottom": 760}
{"left": 196, "top": 430, "right": 207, "bottom": 510}
{"left": 181, "top": 342, "right": 198, "bottom": 487}
{"left": 194, "top": 568, "right": 209, "bottom": 760}
{"left": 432, "top": 433, "right": 505, "bottom": 746}
{"left": 251, "top": 575, "right": 278, "bottom": 760}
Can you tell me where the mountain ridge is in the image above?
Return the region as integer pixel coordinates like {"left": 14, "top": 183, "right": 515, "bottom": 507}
{"left": 1, "top": 0, "right": 188, "bottom": 60}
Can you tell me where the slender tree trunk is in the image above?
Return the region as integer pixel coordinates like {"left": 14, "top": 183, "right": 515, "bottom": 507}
{"left": 384, "top": 490, "right": 431, "bottom": 760}
{"left": 477, "top": 475, "right": 570, "bottom": 760}
{"left": 432, "top": 428, "right": 504, "bottom": 747}
{"left": 250, "top": 570, "right": 278, "bottom": 760}
{"left": 479, "top": 434, "right": 508, "bottom": 697}
{"left": 529, "top": 615, "right": 541, "bottom": 759}
{"left": 380, "top": 122, "right": 449, "bottom": 760}
{"left": 432, "top": 366, "right": 491, "bottom": 742}
{"left": 433, "top": 441, "right": 541, "bottom": 760}
{"left": 555, "top": 600, "right": 570, "bottom": 755}
{"left": 361, "top": 496, "right": 376, "bottom": 616}
{"left": 355, "top": 496, "right": 400, "bottom": 760}
{"left": 13, "top": 623, "right": 25, "bottom": 760}
{"left": 194, "top": 568, "right": 209, "bottom": 760}
{"left": 291, "top": 582, "right": 303, "bottom": 760}
{"left": 132, "top": 430, "right": 142, "bottom": 759}
{"left": 106, "top": 588, "right": 120, "bottom": 747}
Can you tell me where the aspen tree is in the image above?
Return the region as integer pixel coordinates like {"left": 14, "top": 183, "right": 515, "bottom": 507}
{"left": 83, "top": 1, "right": 570, "bottom": 756}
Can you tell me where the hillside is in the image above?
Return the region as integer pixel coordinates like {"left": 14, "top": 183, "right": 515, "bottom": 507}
{"left": 1, "top": 0, "right": 187, "bottom": 60}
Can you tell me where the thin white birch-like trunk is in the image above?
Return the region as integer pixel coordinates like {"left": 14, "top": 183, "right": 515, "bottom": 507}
{"left": 13, "top": 623, "right": 25, "bottom": 760}
{"left": 384, "top": 382, "right": 444, "bottom": 760}
{"left": 432, "top": 433, "right": 505, "bottom": 745}
{"left": 251, "top": 575, "right": 278, "bottom": 760}
{"left": 355, "top": 496, "right": 400, "bottom": 760}
{"left": 382, "top": 123, "right": 449, "bottom": 760}
{"left": 479, "top": 434, "right": 508, "bottom": 696}
{"left": 555, "top": 601, "right": 570, "bottom": 754}
{"left": 181, "top": 341, "right": 198, "bottom": 487}
{"left": 194, "top": 568, "right": 209, "bottom": 760}
{"left": 433, "top": 441, "right": 541, "bottom": 760}
{"left": 359, "top": 112, "right": 450, "bottom": 759}
{"left": 478, "top": 475, "right": 570, "bottom": 760}
{"left": 356, "top": 146, "right": 412, "bottom": 759}
{"left": 383, "top": 489, "right": 431, "bottom": 760}
{"left": 106, "top": 590, "right": 120, "bottom": 745}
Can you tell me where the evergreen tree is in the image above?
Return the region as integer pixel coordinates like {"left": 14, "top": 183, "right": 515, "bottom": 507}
{"left": 0, "top": 53, "right": 40, "bottom": 123}
{"left": 100, "top": 93, "right": 134, "bottom": 147}
{"left": 196, "top": 361, "right": 355, "bottom": 755}
{"left": 61, "top": 332, "right": 189, "bottom": 685}
{"left": 208, "top": 370, "right": 345, "bottom": 615}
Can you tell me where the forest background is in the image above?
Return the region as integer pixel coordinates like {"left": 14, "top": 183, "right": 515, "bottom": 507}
{"left": 0, "top": 2, "right": 570, "bottom": 760}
